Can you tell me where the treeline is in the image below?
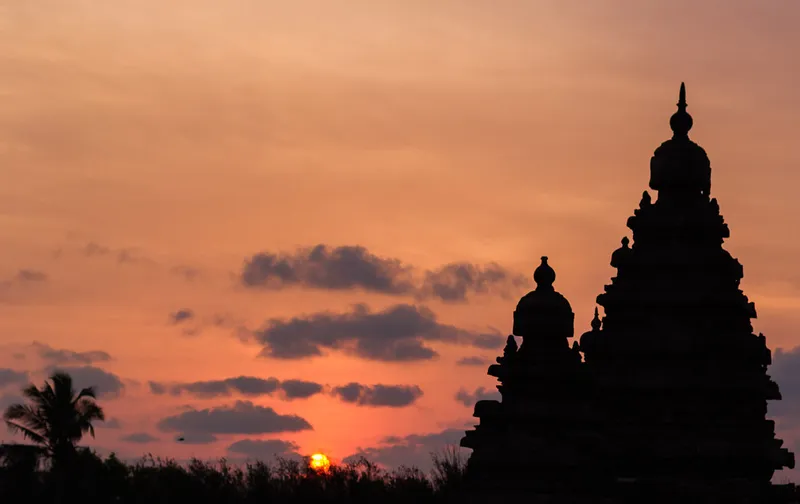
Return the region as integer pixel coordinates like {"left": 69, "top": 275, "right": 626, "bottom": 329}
{"left": 1, "top": 371, "right": 467, "bottom": 503}
{"left": 0, "top": 447, "right": 467, "bottom": 504}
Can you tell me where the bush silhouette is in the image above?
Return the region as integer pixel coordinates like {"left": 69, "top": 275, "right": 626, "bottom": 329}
{"left": 1, "top": 371, "right": 470, "bottom": 503}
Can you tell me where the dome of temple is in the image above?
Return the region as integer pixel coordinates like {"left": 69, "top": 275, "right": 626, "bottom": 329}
{"left": 514, "top": 257, "right": 574, "bottom": 339}
{"left": 649, "top": 83, "right": 712, "bottom": 196}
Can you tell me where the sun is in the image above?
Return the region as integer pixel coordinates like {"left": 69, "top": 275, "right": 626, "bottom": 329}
{"left": 309, "top": 453, "right": 331, "bottom": 472}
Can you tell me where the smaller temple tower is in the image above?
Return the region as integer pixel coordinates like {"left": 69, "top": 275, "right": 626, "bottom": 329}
{"left": 461, "top": 257, "right": 598, "bottom": 500}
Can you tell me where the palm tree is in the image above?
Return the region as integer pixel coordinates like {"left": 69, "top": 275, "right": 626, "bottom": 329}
{"left": 3, "top": 371, "right": 105, "bottom": 466}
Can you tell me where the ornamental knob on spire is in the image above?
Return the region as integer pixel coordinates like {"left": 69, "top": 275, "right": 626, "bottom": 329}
{"left": 513, "top": 256, "right": 574, "bottom": 340}
{"left": 591, "top": 307, "right": 602, "bottom": 331}
{"left": 533, "top": 256, "right": 556, "bottom": 291}
{"left": 669, "top": 82, "right": 693, "bottom": 138}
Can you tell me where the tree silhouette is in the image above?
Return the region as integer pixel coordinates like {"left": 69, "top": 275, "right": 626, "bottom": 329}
{"left": 3, "top": 371, "right": 105, "bottom": 467}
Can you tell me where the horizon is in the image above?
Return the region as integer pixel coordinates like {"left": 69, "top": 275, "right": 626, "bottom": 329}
{"left": 1, "top": 0, "right": 800, "bottom": 481}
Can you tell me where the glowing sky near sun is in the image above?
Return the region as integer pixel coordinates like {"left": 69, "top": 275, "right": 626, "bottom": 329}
{"left": 0, "top": 0, "right": 799, "bottom": 479}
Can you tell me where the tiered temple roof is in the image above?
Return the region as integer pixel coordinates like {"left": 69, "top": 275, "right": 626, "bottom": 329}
{"left": 461, "top": 257, "right": 601, "bottom": 500}
{"left": 462, "top": 84, "right": 796, "bottom": 504}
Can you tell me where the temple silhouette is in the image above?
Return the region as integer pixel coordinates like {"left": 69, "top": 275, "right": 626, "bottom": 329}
{"left": 461, "top": 84, "right": 797, "bottom": 503}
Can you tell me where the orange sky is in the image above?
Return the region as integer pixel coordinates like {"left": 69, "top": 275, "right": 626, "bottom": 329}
{"left": 1, "top": 0, "right": 799, "bottom": 478}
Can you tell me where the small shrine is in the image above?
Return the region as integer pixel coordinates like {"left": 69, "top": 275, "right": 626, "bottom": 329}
{"left": 462, "top": 84, "right": 797, "bottom": 503}
{"left": 461, "top": 257, "right": 597, "bottom": 499}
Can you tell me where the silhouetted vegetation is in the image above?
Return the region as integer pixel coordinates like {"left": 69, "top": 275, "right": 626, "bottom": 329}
{"left": 4, "top": 372, "right": 104, "bottom": 461}
{"left": 0, "top": 446, "right": 469, "bottom": 504}
{"left": 1, "top": 371, "right": 467, "bottom": 503}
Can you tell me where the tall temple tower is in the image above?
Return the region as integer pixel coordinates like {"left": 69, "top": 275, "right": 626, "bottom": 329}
{"left": 580, "top": 83, "right": 795, "bottom": 502}
{"left": 462, "top": 84, "right": 797, "bottom": 504}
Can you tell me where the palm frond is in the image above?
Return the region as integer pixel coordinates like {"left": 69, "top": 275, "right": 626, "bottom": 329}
{"left": 52, "top": 372, "right": 75, "bottom": 405}
{"left": 41, "top": 381, "right": 56, "bottom": 405}
{"left": 3, "top": 402, "right": 27, "bottom": 421}
{"left": 76, "top": 399, "right": 105, "bottom": 420}
{"left": 51, "top": 371, "right": 73, "bottom": 386}
{"left": 5, "top": 420, "right": 48, "bottom": 446}
{"left": 72, "top": 386, "right": 98, "bottom": 405}
{"left": 5, "top": 371, "right": 106, "bottom": 454}
{"left": 3, "top": 404, "right": 48, "bottom": 433}
{"left": 78, "top": 399, "right": 104, "bottom": 439}
{"left": 21, "top": 383, "right": 43, "bottom": 401}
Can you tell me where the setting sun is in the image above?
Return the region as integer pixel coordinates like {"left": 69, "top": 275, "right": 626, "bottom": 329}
{"left": 309, "top": 453, "right": 331, "bottom": 472}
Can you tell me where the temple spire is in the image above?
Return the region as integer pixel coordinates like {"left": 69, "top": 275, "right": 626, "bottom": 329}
{"left": 669, "top": 82, "right": 693, "bottom": 138}
{"left": 591, "top": 307, "right": 602, "bottom": 331}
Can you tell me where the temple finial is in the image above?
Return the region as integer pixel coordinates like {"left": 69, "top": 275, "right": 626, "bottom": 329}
{"left": 533, "top": 256, "right": 556, "bottom": 291}
{"left": 591, "top": 307, "right": 602, "bottom": 331}
{"left": 669, "top": 82, "right": 693, "bottom": 138}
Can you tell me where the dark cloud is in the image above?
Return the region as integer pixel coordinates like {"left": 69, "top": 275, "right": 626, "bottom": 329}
{"left": 227, "top": 439, "right": 301, "bottom": 461}
{"left": 344, "top": 428, "right": 467, "bottom": 471}
{"left": 47, "top": 365, "right": 125, "bottom": 399}
{"left": 164, "top": 311, "right": 248, "bottom": 337}
{"left": 121, "top": 432, "right": 159, "bottom": 444}
{"left": 419, "top": 262, "right": 528, "bottom": 302}
{"left": 331, "top": 383, "right": 423, "bottom": 407}
{"left": 149, "top": 377, "right": 279, "bottom": 398}
{"left": 279, "top": 380, "right": 325, "bottom": 400}
{"left": 174, "top": 432, "right": 218, "bottom": 444}
{"left": 241, "top": 244, "right": 415, "bottom": 294}
{"left": 768, "top": 346, "right": 800, "bottom": 427}
{"left": 240, "top": 244, "right": 529, "bottom": 302}
{"left": 0, "top": 269, "right": 50, "bottom": 294}
{"left": 15, "top": 269, "right": 48, "bottom": 283}
{"left": 32, "top": 341, "right": 112, "bottom": 365}
{"left": 156, "top": 401, "right": 313, "bottom": 435}
{"left": 254, "top": 303, "right": 500, "bottom": 362}
{"left": 168, "top": 309, "right": 195, "bottom": 324}
{"left": 149, "top": 381, "right": 167, "bottom": 394}
{"left": 455, "top": 356, "right": 489, "bottom": 366}
{"left": 0, "top": 368, "right": 28, "bottom": 387}
{"left": 471, "top": 334, "right": 505, "bottom": 349}
{"left": 148, "top": 376, "right": 324, "bottom": 400}
{"left": 455, "top": 386, "right": 500, "bottom": 407}
{"left": 0, "top": 394, "right": 23, "bottom": 412}
{"left": 101, "top": 418, "right": 122, "bottom": 429}
{"left": 220, "top": 377, "right": 280, "bottom": 397}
